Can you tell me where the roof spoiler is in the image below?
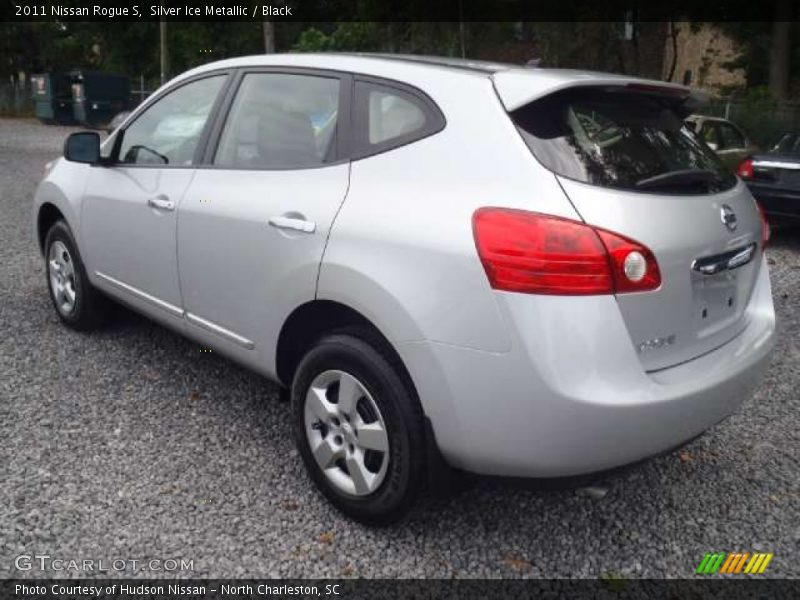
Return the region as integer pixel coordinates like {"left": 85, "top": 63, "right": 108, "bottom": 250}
{"left": 492, "top": 70, "right": 708, "bottom": 117}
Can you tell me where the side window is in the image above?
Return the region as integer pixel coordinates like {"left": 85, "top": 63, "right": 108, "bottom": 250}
{"left": 701, "top": 123, "right": 721, "bottom": 150}
{"left": 718, "top": 123, "right": 745, "bottom": 150}
{"left": 214, "top": 73, "right": 340, "bottom": 169}
{"left": 118, "top": 75, "right": 225, "bottom": 166}
{"left": 774, "top": 133, "right": 800, "bottom": 153}
{"left": 354, "top": 80, "right": 444, "bottom": 157}
{"left": 368, "top": 89, "right": 425, "bottom": 144}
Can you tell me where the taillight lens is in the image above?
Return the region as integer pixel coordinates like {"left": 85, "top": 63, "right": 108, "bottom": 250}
{"left": 756, "top": 202, "right": 771, "bottom": 247}
{"left": 737, "top": 158, "right": 754, "bottom": 180}
{"left": 472, "top": 208, "right": 661, "bottom": 296}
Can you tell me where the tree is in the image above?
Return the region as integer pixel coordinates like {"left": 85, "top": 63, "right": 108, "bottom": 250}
{"left": 769, "top": 0, "right": 792, "bottom": 100}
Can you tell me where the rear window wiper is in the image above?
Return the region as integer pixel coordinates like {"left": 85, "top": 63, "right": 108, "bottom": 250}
{"left": 635, "top": 169, "right": 719, "bottom": 190}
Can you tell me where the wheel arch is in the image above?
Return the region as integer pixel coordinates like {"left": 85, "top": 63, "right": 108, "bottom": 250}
{"left": 276, "top": 298, "right": 456, "bottom": 490}
{"left": 37, "top": 202, "right": 66, "bottom": 253}
{"left": 275, "top": 299, "right": 412, "bottom": 390}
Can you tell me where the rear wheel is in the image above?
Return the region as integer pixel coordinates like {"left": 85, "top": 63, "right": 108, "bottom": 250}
{"left": 44, "top": 220, "right": 109, "bottom": 331}
{"left": 291, "top": 330, "right": 424, "bottom": 525}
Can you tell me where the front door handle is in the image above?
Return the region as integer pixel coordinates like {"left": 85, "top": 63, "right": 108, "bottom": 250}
{"left": 268, "top": 215, "right": 316, "bottom": 234}
{"left": 147, "top": 195, "right": 175, "bottom": 211}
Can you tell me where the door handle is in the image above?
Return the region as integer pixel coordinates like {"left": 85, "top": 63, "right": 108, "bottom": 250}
{"left": 692, "top": 243, "right": 756, "bottom": 275}
{"left": 268, "top": 215, "right": 316, "bottom": 233}
{"left": 147, "top": 196, "right": 175, "bottom": 211}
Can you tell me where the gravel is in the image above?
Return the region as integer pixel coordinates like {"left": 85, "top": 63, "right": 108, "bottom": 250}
{"left": 0, "top": 117, "right": 798, "bottom": 579}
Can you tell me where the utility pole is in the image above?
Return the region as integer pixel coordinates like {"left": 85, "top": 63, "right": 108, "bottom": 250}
{"left": 458, "top": 0, "right": 466, "bottom": 58}
{"left": 159, "top": 2, "right": 169, "bottom": 85}
{"left": 262, "top": 20, "right": 275, "bottom": 54}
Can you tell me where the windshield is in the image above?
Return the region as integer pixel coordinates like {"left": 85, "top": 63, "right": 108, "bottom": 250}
{"left": 512, "top": 88, "right": 737, "bottom": 195}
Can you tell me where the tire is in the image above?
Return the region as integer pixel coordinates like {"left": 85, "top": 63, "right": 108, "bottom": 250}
{"left": 291, "top": 328, "right": 425, "bottom": 525}
{"left": 44, "top": 220, "right": 109, "bottom": 331}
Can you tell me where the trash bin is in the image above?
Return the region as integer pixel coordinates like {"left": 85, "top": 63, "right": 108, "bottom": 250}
{"left": 69, "top": 71, "right": 131, "bottom": 129}
{"left": 30, "top": 73, "right": 75, "bottom": 124}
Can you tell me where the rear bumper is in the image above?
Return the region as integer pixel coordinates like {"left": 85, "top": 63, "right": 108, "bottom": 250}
{"left": 399, "top": 256, "right": 775, "bottom": 478}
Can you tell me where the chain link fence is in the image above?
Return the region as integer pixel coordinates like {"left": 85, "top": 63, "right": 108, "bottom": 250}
{"left": 0, "top": 81, "right": 33, "bottom": 117}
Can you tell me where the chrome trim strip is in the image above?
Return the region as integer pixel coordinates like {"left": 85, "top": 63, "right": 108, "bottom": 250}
{"left": 726, "top": 245, "right": 756, "bottom": 270}
{"left": 94, "top": 271, "right": 184, "bottom": 317}
{"left": 691, "top": 243, "right": 757, "bottom": 276}
{"left": 752, "top": 160, "right": 800, "bottom": 170}
{"left": 185, "top": 312, "right": 255, "bottom": 349}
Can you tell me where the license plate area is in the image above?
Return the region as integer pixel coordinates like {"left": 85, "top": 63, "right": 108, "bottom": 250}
{"left": 693, "top": 271, "right": 741, "bottom": 337}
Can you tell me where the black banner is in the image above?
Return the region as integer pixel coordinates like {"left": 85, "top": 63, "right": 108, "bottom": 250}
{"left": 2, "top": 579, "right": 800, "bottom": 600}
{"left": 1, "top": 0, "right": 794, "bottom": 23}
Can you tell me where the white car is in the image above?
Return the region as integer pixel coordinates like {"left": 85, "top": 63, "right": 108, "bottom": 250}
{"left": 34, "top": 54, "right": 775, "bottom": 523}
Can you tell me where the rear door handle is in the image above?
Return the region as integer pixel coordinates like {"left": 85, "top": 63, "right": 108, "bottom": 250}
{"left": 147, "top": 196, "right": 175, "bottom": 211}
{"left": 268, "top": 216, "right": 316, "bottom": 233}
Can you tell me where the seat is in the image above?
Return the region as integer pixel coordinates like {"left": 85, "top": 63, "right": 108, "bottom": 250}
{"left": 254, "top": 105, "right": 319, "bottom": 168}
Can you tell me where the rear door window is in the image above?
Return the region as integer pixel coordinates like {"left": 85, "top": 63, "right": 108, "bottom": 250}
{"left": 512, "top": 88, "right": 736, "bottom": 194}
{"left": 214, "top": 73, "right": 340, "bottom": 169}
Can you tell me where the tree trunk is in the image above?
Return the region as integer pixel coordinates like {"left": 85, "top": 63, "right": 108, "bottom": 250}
{"left": 768, "top": 0, "right": 791, "bottom": 101}
{"left": 666, "top": 21, "right": 679, "bottom": 82}
{"left": 262, "top": 20, "right": 276, "bottom": 54}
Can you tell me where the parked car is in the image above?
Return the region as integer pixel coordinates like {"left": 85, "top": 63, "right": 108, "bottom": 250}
{"left": 737, "top": 131, "right": 800, "bottom": 226}
{"left": 33, "top": 54, "right": 775, "bottom": 524}
{"left": 685, "top": 115, "right": 758, "bottom": 172}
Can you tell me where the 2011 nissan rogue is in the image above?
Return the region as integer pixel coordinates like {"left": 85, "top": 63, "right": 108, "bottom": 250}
{"left": 33, "top": 54, "right": 776, "bottom": 524}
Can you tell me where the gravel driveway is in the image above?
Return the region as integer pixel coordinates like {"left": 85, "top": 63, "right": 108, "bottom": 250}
{"left": 0, "top": 118, "right": 797, "bottom": 579}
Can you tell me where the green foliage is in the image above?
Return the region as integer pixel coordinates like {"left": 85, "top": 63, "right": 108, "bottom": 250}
{"left": 293, "top": 28, "right": 333, "bottom": 53}
{"left": 699, "top": 87, "right": 800, "bottom": 148}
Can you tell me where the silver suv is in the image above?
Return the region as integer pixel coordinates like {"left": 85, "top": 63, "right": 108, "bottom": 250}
{"left": 33, "top": 54, "right": 776, "bottom": 524}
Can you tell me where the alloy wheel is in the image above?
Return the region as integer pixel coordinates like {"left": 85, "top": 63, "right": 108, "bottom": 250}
{"left": 304, "top": 369, "right": 390, "bottom": 496}
{"left": 48, "top": 240, "right": 77, "bottom": 315}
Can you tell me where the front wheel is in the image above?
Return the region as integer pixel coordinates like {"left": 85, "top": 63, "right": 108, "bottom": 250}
{"left": 44, "top": 220, "right": 109, "bottom": 331}
{"left": 291, "top": 330, "right": 425, "bottom": 525}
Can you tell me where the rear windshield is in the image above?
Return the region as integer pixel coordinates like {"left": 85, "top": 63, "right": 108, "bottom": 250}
{"left": 772, "top": 132, "right": 800, "bottom": 155}
{"left": 512, "top": 88, "right": 737, "bottom": 195}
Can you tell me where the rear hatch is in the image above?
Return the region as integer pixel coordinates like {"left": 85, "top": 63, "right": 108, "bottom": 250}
{"left": 498, "top": 73, "right": 763, "bottom": 371}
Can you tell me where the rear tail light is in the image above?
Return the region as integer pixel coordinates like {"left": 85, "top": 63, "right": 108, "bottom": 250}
{"left": 737, "top": 157, "right": 754, "bottom": 180}
{"left": 472, "top": 208, "right": 661, "bottom": 295}
{"left": 756, "top": 202, "right": 771, "bottom": 247}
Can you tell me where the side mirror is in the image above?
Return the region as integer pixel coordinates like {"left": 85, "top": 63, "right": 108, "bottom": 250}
{"left": 706, "top": 141, "right": 719, "bottom": 151}
{"left": 64, "top": 132, "right": 101, "bottom": 164}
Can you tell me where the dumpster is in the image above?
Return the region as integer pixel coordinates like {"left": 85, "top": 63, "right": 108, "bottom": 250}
{"left": 69, "top": 71, "right": 131, "bottom": 129}
{"left": 30, "top": 73, "right": 75, "bottom": 124}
